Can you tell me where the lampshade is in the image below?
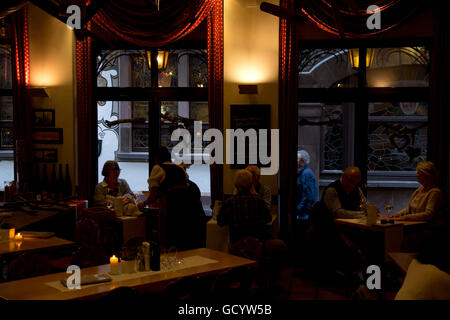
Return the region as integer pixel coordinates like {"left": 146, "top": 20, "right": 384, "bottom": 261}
{"left": 348, "top": 48, "right": 375, "bottom": 69}
{"left": 146, "top": 50, "right": 169, "bottom": 70}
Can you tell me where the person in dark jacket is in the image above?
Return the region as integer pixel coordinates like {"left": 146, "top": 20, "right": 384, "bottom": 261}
{"left": 138, "top": 147, "right": 204, "bottom": 250}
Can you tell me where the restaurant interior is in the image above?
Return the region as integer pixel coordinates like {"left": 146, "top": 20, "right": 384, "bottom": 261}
{"left": 0, "top": 0, "right": 449, "bottom": 303}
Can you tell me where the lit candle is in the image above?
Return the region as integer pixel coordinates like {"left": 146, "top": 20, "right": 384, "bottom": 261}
{"left": 110, "top": 255, "right": 119, "bottom": 275}
{"left": 14, "top": 233, "right": 23, "bottom": 241}
{"left": 9, "top": 228, "right": 15, "bottom": 240}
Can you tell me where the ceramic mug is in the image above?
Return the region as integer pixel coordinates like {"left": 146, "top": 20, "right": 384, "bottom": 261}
{"left": 366, "top": 204, "right": 378, "bottom": 225}
{"left": 114, "top": 197, "right": 124, "bottom": 216}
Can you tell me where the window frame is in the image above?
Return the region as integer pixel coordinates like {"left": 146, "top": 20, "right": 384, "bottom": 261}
{"left": 0, "top": 29, "right": 14, "bottom": 162}
{"left": 298, "top": 39, "right": 432, "bottom": 190}
{"left": 93, "top": 41, "right": 209, "bottom": 177}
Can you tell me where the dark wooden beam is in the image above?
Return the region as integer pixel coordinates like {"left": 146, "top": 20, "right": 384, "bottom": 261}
{"left": 259, "top": 2, "right": 304, "bottom": 22}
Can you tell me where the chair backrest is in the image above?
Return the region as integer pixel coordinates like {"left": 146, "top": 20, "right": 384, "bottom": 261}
{"left": 99, "top": 286, "right": 141, "bottom": 301}
{"left": 228, "top": 236, "right": 263, "bottom": 261}
{"left": 163, "top": 276, "right": 198, "bottom": 301}
{"left": 74, "top": 218, "right": 99, "bottom": 247}
{"left": 7, "top": 253, "right": 53, "bottom": 281}
{"left": 212, "top": 267, "right": 252, "bottom": 299}
{"left": 77, "top": 207, "right": 120, "bottom": 255}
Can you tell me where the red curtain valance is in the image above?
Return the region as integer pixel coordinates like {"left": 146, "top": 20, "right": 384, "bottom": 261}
{"left": 76, "top": 1, "right": 224, "bottom": 201}
{"left": 300, "top": 0, "right": 425, "bottom": 38}
{"left": 88, "top": 0, "right": 215, "bottom": 47}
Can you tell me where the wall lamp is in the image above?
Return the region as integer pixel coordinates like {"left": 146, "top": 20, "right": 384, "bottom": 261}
{"left": 238, "top": 84, "right": 258, "bottom": 94}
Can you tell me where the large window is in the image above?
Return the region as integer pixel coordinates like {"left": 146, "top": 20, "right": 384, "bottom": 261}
{"left": 298, "top": 42, "right": 430, "bottom": 210}
{"left": 96, "top": 46, "right": 210, "bottom": 194}
{"left": 0, "top": 19, "right": 14, "bottom": 190}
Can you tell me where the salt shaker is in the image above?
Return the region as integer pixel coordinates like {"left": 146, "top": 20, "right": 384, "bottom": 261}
{"left": 143, "top": 241, "right": 150, "bottom": 271}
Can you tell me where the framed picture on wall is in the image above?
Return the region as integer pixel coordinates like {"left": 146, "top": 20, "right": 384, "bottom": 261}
{"left": 32, "top": 109, "right": 55, "bottom": 127}
{"left": 0, "top": 128, "right": 14, "bottom": 148}
{"left": 230, "top": 104, "right": 271, "bottom": 169}
{"left": 33, "top": 148, "right": 58, "bottom": 162}
{"left": 32, "top": 128, "right": 63, "bottom": 144}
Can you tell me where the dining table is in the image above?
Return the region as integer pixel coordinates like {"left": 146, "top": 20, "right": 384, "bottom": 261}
{"left": 0, "top": 236, "right": 75, "bottom": 259}
{"left": 334, "top": 217, "right": 426, "bottom": 263}
{"left": 0, "top": 248, "right": 257, "bottom": 300}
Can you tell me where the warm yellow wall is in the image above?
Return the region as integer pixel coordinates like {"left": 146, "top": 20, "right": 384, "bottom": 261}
{"left": 27, "top": 4, "right": 76, "bottom": 191}
{"left": 223, "top": 0, "right": 279, "bottom": 195}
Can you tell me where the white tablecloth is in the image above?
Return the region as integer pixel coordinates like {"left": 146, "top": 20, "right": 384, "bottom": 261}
{"left": 206, "top": 218, "right": 229, "bottom": 253}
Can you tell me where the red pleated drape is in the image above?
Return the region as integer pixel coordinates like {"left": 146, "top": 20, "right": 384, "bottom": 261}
{"left": 76, "top": 34, "right": 94, "bottom": 200}
{"left": 278, "top": 0, "right": 298, "bottom": 241}
{"left": 207, "top": 0, "right": 224, "bottom": 204}
{"left": 89, "top": 0, "right": 215, "bottom": 47}
{"left": 300, "top": 0, "right": 425, "bottom": 38}
{"left": 430, "top": 7, "right": 450, "bottom": 208}
{"left": 10, "top": 5, "right": 31, "bottom": 192}
{"left": 76, "top": 0, "right": 224, "bottom": 201}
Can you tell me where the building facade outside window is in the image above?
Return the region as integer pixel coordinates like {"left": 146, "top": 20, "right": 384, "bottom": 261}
{"left": 298, "top": 44, "right": 430, "bottom": 210}
{"left": 0, "top": 19, "right": 14, "bottom": 189}
{"left": 96, "top": 47, "right": 210, "bottom": 195}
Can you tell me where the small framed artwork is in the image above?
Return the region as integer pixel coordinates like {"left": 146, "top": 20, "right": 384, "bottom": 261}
{"left": 33, "top": 148, "right": 58, "bottom": 162}
{"left": 32, "top": 109, "right": 55, "bottom": 127}
{"left": 32, "top": 128, "right": 63, "bottom": 144}
{"left": 0, "top": 128, "right": 14, "bottom": 148}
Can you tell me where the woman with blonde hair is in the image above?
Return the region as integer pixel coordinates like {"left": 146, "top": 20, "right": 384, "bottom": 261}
{"left": 389, "top": 161, "right": 442, "bottom": 221}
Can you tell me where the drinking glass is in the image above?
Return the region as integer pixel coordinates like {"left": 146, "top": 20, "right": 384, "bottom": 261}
{"left": 384, "top": 200, "right": 393, "bottom": 215}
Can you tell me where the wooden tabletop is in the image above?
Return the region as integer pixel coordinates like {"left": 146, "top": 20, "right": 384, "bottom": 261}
{"left": 0, "top": 207, "right": 73, "bottom": 231}
{"left": 0, "top": 248, "right": 257, "bottom": 300}
{"left": 388, "top": 252, "right": 417, "bottom": 274}
{"left": 0, "top": 236, "right": 75, "bottom": 258}
{"left": 335, "top": 218, "right": 425, "bottom": 231}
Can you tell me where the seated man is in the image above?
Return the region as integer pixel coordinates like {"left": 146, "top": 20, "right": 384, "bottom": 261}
{"left": 218, "top": 170, "right": 272, "bottom": 243}
{"left": 322, "top": 166, "right": 366, "bottom": 219}
{"left": 305, "top": 167, "right": 367, "bottom": 282}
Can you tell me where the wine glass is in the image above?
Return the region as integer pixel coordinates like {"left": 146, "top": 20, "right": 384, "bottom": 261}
{"left": 106, "top": 198, "right": 113, "bottom": 210}
{"left": 384, "top": 199, "right": 393, "bottom": 215}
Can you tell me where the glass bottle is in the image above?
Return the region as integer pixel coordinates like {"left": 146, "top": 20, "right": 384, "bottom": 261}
{"left": 64, "top": 163, "right": 72, "bottom": 198}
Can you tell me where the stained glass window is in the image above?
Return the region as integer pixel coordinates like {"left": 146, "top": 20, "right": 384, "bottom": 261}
{"left": 0, "top": 24, "right": 14, "bottom": 186}
{"left": 323, "top": 105, "right": 344, "bottom": 171}
{"left": 299, "top": 48, "right": 357, "bottom": 88}
{"left": 368, "top": 102, "right": 428, "bottom": 172}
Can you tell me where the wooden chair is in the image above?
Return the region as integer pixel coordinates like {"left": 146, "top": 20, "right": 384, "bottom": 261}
{"left": 77, "top": 208, "right": 121, "bottom": 256}
{"left": 72, "top": 217, "right": 108, "bottom": 267}
{"left": 211, "top": 267, "right": 253, "bottom": 300}
{"left": 99, "top": 286, "right": 142, "bottom": 301}
{"left": 162, "top": 276, "right": 199, "bottom": 301}
{"left": 7, "top": 253, "right": 54, "bottom": 281}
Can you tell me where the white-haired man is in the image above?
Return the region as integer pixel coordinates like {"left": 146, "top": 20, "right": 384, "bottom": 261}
{"left": 297, "top": 150, "right": 318, "bottom": 220}
{"left": 218, "top": 170, "right": 272, "bottom": 243}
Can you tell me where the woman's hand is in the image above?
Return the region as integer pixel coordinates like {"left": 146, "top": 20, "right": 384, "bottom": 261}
{"left": 137, "top": 200, "right": 145, "bottom": 209}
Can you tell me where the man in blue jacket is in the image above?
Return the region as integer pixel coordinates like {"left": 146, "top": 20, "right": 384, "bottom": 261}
{"left": 296, "top": 150, "right": 318, "bottom": 220}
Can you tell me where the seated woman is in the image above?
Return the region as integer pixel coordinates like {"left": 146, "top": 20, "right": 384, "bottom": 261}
{"left": 389, "top": 161, "right": 442, "bottom": 221}
{"left": 93, "top": 161, "right": 136, "bottom": 207}
{"left": 395, "top": 227, "right": 450, "bottom": 300}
